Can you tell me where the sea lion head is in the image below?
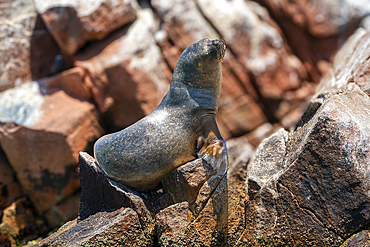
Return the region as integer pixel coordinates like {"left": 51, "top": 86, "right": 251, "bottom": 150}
{"left": 171, "top": 38, "right": 226, "bottom": 90}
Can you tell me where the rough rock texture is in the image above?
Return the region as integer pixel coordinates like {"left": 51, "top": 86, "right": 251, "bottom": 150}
{"left": 33, "top": 0, "right": 138, "bottom": 56}
{"left": 34, "top": 208, "right": 152, "bottom": 247}
{"left": 0, "top": 0, "right": 37, "bottom": 92}
{"left": 316, "top": 28, "right": 370, "bottom": 94}
{"left": 241, "top": 86, "right": 370, "bottom": 245}
{"left": 0, "top": 82, "right": 103, "bottom": 227}
{"left": 75, "top": 8, "right": 171, "bottom": 129}
{"left": 236, "top": 28, "right": 370, "bottom": 246}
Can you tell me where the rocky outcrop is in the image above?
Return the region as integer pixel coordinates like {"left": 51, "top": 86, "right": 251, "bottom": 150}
{"left": 36, "top": 152, "right": 227, "bottom": 246}
{"left": 260, "top": 0, "right": 370, "bottom": 82}
{"left": 2, "top": 0, "right": 370, "bottom": 245}
{"left": 237, "top": 28, "right": 370, "bottom": 246}
{"left": 0, "top": 81, "right": 103, "bottom": 228}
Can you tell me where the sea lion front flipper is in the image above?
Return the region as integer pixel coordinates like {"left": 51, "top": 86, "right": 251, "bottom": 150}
{"left": 197, "top": 119, "right": 228, "bottom": 175}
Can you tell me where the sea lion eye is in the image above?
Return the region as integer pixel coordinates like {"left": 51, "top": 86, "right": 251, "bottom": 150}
{"left": 205, "top": 51, "right": 211, "bottom": 60}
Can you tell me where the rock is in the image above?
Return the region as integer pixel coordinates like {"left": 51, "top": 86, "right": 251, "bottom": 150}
{"left": 40, "top": 149, "right": 229, "bottom": 245}
{"left": 30, "top": 15, "right": 62, "bottom": 80}
{"left": 180, "top": 175, "right": 228, "bottom": 245}
{"left": 0, "top": 0, "right": 37, "bottom": 92}
{"left": 226, "top": 137, "right": 254, "bottom": 245}
{"left": 161, "top": 159, "right": 217, "bottom": 207}
{"left": 242, "top": 87, "right": 370, "bottom": 245}
{"left": 0, "top": 148, "right": 23, "bottom": 212}
{"left": 160, "top": 158, "right": 228, "bottom": 245}
{"left": 155, "top": 202, "right": 190, "bottom": 245}
{"left": 0, "top": 198, "right": 48, "bottom": 244}
{"left": 316, "top": 28, "right": 370, "bottom": 94}
{"left": 341, "top": 230, "right": 370, "bottom": 247}
{"left": 75, "top": 8, "right": 171, "bottom": 129}
{"left": 78, "top": 152, "right": 153, "bottom": 227}
{"left": 260, "top": 0, "right": 370, "bottom": 82}
{"left": 43, "top": 191, "right": 81, "bottom": 230}
{"left": 34, "top": 208, "right": 152, "bottom": 247}
{"left": 0, "top": 82, "right": 103, "bottom": 227}
{"left": 34, "top": 0, "right": 138, "bottom": 56}
{"left": 37, "top": 67, "right": 92, "bottom": 101}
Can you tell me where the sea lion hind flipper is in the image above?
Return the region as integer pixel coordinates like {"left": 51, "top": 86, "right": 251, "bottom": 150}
{"left": 196, "top": 129, "right": 228, "bottom": 176}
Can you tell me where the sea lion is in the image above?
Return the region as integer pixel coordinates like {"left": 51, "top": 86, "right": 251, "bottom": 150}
{"left": 94, "top": 38, "right": 228, "bottom": 192}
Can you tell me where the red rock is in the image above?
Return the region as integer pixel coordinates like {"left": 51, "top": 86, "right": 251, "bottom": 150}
{"left": 34, "top": 208, "right": 152, "bottom": 246}
{"left": 0, "top": 198, "right": 48, "bottom": 243}
{"left": 0, "top": 0, "right": 37, "bottom": 92}
{"left": 0, "top": 82, "right": 103, "bottom": 222}
{"left": 162, "top": 159, "right": 217, "bottom": 207}
{"left": 155, "top": 202, "right": 190, "bottom": 245}
{"left": 37, "top": 67, "right": 92, "bottom": 101}
{"left": 260, "top": 0, "right": 369, "bottom": 82}
{"left": 43, "top": 191, "right": 81, "bottom": 229}
{"left": 0, "top": 148, "right": 23, "bottom": 212}
{"left": 75, "top": 9, "right": 171, "bottom": 129}
{"left": 30, "top": 15, "right": 62, "bottom": 80}
{"left": 34, "top": 0, "right": 137, "bottom": 56}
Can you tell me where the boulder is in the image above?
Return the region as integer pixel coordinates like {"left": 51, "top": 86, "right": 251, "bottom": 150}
{"left": 242, "top": 87, "right": 370, "bottom": 246}
{"left": 0, "top": 0, "right": 37, "bottom": 92}
{"left": 260, "top": 0, "right": 370, "bottom": 82}
{"left": 77, "top": 152, "right": 153, "bottom": 228}
{"left": 155, "top": 202, "right": 190, "bottom": 245}
{"left": 233, "top": 27, "right": 370, "bottom": 246}
{"left": 75, "top": 8, "right": 171, "bottom": 130}
{"left": 0, "top": 82, "right": 103, "bottom": 227}
{"left": 33, "top": 0, "right": 138, "bottom": 56}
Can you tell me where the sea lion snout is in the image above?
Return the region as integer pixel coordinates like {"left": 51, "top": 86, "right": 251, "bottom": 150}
{"left": 211, "top": 39, "right": 226, "bottom": 61}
